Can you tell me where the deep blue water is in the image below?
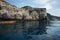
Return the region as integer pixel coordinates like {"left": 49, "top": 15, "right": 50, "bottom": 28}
{"left": 0, "top": 20, "right": 60, "bottom": 40}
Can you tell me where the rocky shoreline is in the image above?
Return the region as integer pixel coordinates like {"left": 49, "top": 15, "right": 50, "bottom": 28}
{"left": 0, "top": 0, "right": 47, "bottom": 21}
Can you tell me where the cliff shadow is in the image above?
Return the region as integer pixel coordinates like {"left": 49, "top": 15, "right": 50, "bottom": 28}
{"left": 21, "top": 20, "right": 47, "bottom": 35}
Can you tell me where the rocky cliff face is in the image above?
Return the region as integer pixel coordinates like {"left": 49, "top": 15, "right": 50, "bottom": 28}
{"left": 0, "top": 0, "right": 47, "bottom": 20}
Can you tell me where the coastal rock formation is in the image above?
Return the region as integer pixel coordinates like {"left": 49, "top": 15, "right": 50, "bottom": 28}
{"left": 0, "top": 0, "right": 47, "bottom": 20}
{"left": 47, "top": 13, "right": 60, "bottom": 21}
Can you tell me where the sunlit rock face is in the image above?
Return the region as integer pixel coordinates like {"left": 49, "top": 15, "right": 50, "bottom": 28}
{"left": 34, "top": 8, "right": 47, "bottom": 20}
{"left": 0, "top": 0, "right": 47, "bottom": 20}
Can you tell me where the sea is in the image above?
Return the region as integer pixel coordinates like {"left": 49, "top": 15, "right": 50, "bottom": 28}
{"left": 0, "top": 20, "right": 60, "bottom": 40}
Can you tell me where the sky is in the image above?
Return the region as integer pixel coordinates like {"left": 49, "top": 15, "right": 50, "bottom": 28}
{"left": 5, "top": 0, "right": 60, "bottom": 16}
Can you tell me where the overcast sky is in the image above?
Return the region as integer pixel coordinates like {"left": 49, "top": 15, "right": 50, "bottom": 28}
{"left": 5, "top": 0, "right": 60, "bottom": 16}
